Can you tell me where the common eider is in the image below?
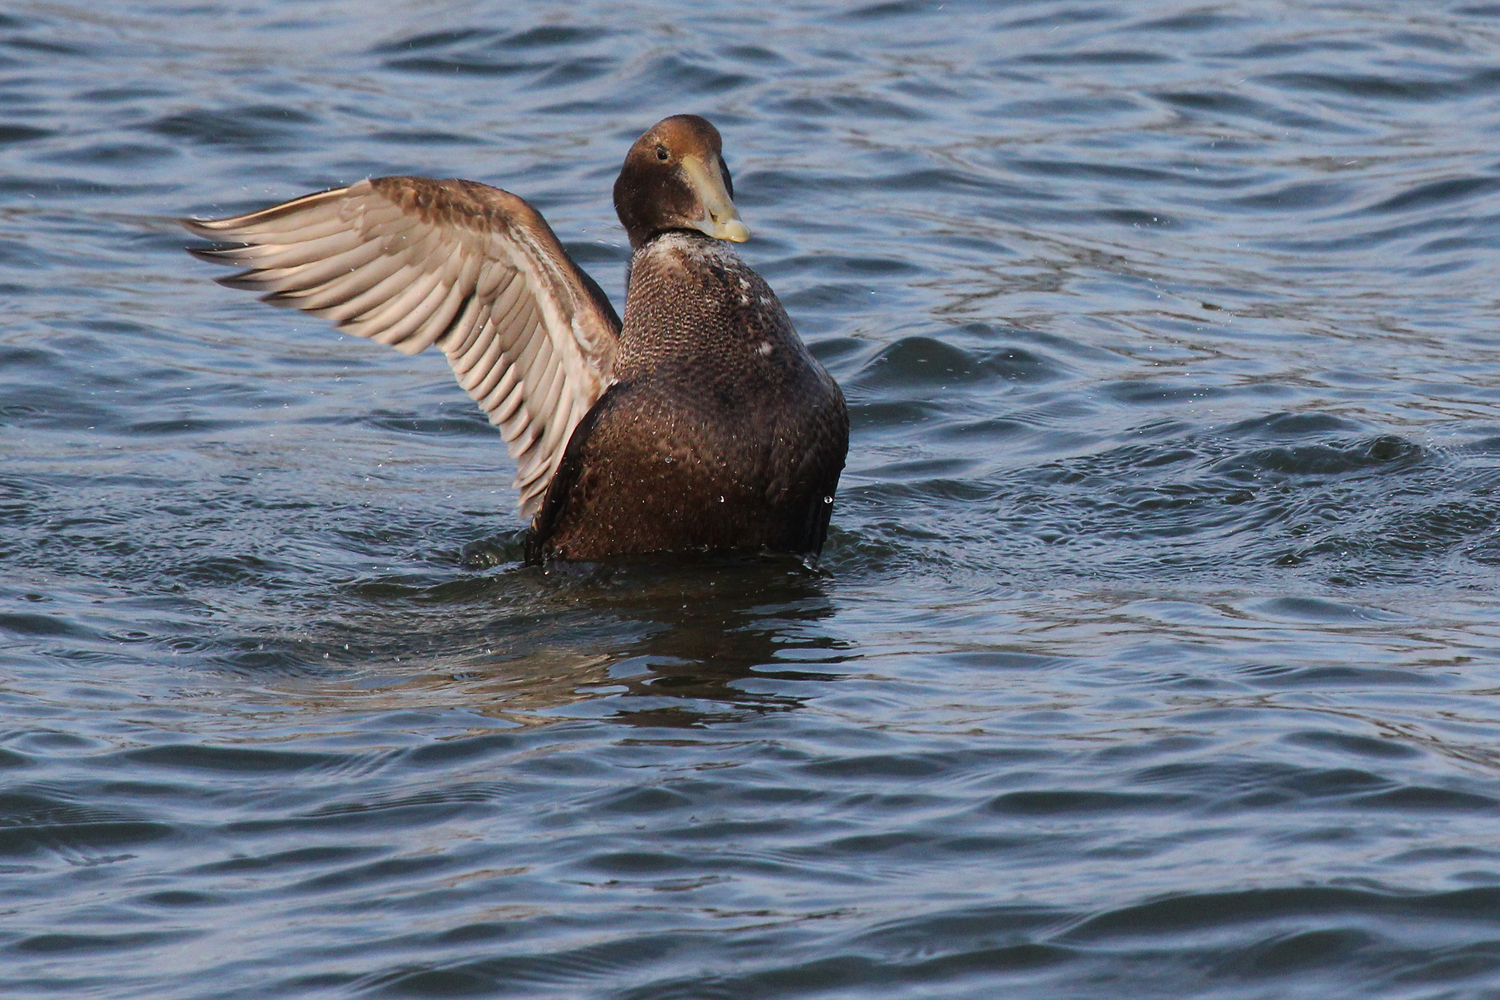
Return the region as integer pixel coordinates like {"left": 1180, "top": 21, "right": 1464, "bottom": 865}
{"left": 183, "top": 115, "right": 849, "bottom": 564}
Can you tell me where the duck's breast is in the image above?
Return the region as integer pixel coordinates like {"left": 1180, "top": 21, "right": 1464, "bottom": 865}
{"left": 529, "top": 232, "right": 848, "bottom": 561}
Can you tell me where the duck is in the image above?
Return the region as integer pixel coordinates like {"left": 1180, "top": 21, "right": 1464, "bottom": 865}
{"left": 183, "top": 115, "right": 848, "bottom": 564}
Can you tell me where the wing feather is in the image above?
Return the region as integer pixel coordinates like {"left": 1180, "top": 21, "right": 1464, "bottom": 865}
{"left": 360, "top": 269, "right": 452, "bottom": 347}
{"left": 357, "top": 266, "right": 447, "bottom": 331}
{"left": 269, "top": 252, "right": 408, "bottom": 313}
{"left": 476, "top": 357, "right": 520, "bottom": 414}
{"left": 234, "top": 241, "right": 388, "bottom": 291}
{"left": 529, "top": 358, "right": 571, "bottom": 465}
{"left": 197, "top": 226, "right": 370, "bottom": 267}
{"left": 386, "top": 278, "right": 470, "bottom": 356}
{"left": 493, "top": 376, "right": 529, "bottom": 428}
{"left": 183, "top": 176, "right": 621, "bottom": 515}
{"left": 310, "top": 258, "right": 427, "bottom": 321}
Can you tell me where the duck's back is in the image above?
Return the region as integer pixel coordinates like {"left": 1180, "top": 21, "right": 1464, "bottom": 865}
{"left": 529, "top": 232, "right": 848, "bottom": 562}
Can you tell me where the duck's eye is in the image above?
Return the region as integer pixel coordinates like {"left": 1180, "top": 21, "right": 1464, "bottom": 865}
{"left": 655, "top": 145, "right": 670, "bottom": 162}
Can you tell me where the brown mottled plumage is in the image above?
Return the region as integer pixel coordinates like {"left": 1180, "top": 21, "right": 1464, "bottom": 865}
{"left": 183, "top": 115, "right": 848, "bottom": 564}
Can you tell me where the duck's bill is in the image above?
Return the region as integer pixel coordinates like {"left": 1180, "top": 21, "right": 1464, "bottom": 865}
{"left": 682, "top": 155, "right": 750, "bottom": 242}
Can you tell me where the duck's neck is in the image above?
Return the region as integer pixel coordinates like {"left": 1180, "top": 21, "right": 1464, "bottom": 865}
{"left": 616, "top": 231, "right": 780, "bottom": 374}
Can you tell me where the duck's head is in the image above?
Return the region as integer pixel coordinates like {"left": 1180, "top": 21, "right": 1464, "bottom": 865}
{"left": 614, "top": 115, "right": 749, "bottom": 250}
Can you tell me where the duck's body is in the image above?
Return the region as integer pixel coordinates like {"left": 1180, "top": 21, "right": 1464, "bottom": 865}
{"left": 184, "top": 116, "right": 847, "bottom": 563}
{"left": 533, "top": 231, "right": 846, "bottom": 561}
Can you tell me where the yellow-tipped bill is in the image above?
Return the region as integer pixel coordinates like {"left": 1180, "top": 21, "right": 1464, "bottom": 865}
{"left": 682, "top": 155, "right": 750, "bottom": 243}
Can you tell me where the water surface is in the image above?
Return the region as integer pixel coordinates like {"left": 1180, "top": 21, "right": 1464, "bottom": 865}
{"left": 4, "top": 1, "right": 1500, "bottom": 997}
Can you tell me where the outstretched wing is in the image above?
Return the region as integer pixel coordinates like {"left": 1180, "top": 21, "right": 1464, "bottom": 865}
{"left": 183, "top": 176, "right": 621, "bottom": 516}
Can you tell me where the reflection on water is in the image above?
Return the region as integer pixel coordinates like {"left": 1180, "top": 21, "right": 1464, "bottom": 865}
{"left": 4, "top": 0, "right": 1500, "bottom": 997}
{"left": 247, "top": 557, "right": 845, "bottom": 727}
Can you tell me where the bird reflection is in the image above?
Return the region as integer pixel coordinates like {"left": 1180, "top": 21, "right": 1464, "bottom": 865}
{"left": 557, "top": 555, "right": 847, "bottom": 727}
{"left": 247, "top": 554, "right": 848, "bottom": 728}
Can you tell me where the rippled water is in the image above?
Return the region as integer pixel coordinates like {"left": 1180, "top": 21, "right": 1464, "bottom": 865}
{"left": 5, "top": 1, "right": 1500, "bottom": 997}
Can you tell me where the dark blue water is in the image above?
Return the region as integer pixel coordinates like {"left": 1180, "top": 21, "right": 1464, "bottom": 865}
{"left": 5, "top": 1, "right": 1500, "bottom": 997}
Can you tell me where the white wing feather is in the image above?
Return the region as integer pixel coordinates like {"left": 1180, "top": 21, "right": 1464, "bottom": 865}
{"left": 184, "top": 177, "right": 620, "bottom": 516}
